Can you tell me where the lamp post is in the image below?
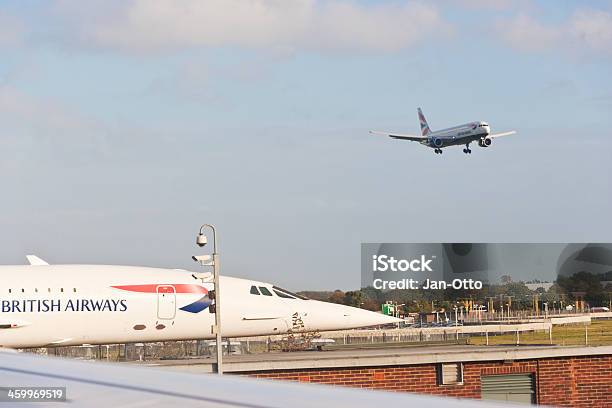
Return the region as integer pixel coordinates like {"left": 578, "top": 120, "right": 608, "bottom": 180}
{"left": 396, "top": 303, "right": 405, "bottom": 329}
{"left": 195, "top": 224, "right": 223, "bottom": 375}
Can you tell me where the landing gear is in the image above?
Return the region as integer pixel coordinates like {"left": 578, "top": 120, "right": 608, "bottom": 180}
{"left": 463, "top": 144, "right": 472, "bottom": 154}
{"left": 434, "top": 148, "right": 443, "bottom": 154}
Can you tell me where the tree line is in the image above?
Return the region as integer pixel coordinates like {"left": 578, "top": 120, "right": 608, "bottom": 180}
{"left": 298, "top": 271, "right": 612, "bottom": 312}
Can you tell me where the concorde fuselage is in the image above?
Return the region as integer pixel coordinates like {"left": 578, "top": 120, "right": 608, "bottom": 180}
{"left": 0, "top": 265, "right": 398, "bottom": 348}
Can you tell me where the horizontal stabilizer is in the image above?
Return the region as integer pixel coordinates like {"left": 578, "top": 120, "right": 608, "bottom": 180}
{"left": 26, "top": 255, "right": 49, "bottom": 266}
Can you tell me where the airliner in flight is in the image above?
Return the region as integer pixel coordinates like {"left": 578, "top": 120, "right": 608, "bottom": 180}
{"left": 0, "top": 256, "right": 400, "bottom": 348}
{"left": 371, "top": 108, "right": 516, "bottom": 154}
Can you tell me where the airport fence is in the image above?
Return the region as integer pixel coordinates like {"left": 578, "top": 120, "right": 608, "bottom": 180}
{"left": 32, "top": 314, "right": 611, "bottom": 361}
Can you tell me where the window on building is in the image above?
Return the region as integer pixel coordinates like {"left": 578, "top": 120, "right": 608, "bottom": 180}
{"left": 481, "top": 374, "right": 535, "bottom": 404}
{"left": 250, "top": 285, "right": 260, "bottom": 295}
{"left": 258, "top": 286, "right": 273, "bottom": 296}
{"left": 437, "top": 363, "right": 463, "bottom": 385}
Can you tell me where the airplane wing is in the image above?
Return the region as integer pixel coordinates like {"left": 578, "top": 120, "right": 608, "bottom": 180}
{"left": 489, "top": 130, "right": 516, "bottom": 139}
{"left": 370, "top": 130, "right": 427, "bottom": 142}
{"left": 0, "top": 350, "right": 508, "bottom": 408}
{"left": 26, "top": 255, "right": 49, "bottom": 266}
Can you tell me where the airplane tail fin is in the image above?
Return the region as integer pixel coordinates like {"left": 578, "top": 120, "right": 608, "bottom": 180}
{"left": 417, "top": 108, "right": 431, "bottom": 136}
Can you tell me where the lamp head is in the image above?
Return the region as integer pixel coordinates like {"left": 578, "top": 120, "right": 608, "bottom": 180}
{"left": 196, "top": 233, "right": 208, "bottom": 247}
{"left": 192, "top": 255, "right": 212, "bottom": 264}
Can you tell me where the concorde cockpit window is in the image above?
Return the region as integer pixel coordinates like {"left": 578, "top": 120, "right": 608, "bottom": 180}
{"left": 273, "top": 289, "right": 295, "bottom": 299}
{"left": 272, "top": 286, "right": 309, "bottom": 300}
{"left": 258, "top": 286, "right": 273, "bottom": 296}
{"left": 250, "top": 285, "right": 260, "bottom": 295}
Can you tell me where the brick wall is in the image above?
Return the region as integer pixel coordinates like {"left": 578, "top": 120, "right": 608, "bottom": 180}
{"left": 238, "top": 356, "right": 612, "bottom": 407}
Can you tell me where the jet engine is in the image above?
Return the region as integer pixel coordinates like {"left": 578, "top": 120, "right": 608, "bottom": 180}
{"left": 431, "top": 137, "right": 443, "bottom": 147}
{"left": 478, "top": 137, "right": 492, "bottom": 147}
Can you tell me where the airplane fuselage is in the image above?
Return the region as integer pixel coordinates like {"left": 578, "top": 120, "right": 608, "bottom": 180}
{"left": 422, "top": 121, "right": 490, "bottom": 149}
{"left": 0, "top": 265, "right": 398, "bottom": 348}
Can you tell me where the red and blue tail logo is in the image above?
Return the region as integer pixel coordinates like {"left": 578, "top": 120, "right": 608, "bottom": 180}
{"left": 418, "top": 107, "right": 431, "bottom": 136}
{"left": 111, "top": 284, "right": 212, "bottom": 313}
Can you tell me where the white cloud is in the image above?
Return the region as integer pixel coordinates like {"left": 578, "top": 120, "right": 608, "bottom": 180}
{"left": 453, "top": 0, "right": 517, "bottom": 11}
{"left": 0, "top": 85, "right": 112, "bottom": 167}
{"left": 570, "top": 9, "right": 612, "bottom": 53}
{"left": 495, "top": 8, "right": 612, "bottom": 55}
{"left": 0, "top": 11, "right": 25, "bottom": 47}
{"left": 495, "top": 14, "right": 561, "bottom": 52}
{"left": 53, "top": 0, "right": 449, "bottom": 53}
{"left": 0, "top": 86, "right": 88, "bottom": 133}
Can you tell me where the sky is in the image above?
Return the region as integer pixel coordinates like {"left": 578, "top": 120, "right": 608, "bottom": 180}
{"left": 1, "top": 0, "right": 611, "bottom": 290}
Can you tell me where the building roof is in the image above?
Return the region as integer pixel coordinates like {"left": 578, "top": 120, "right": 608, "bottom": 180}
{"left": 137, "top": 345, "right": 612, "bottom": 373}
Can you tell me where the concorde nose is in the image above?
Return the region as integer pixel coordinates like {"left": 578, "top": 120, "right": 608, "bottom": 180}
{"left": 341, "top": 304, "right": 404, "bottom": 328}
{"left": 308, "top": 300, "right": 403, "bottom": 331}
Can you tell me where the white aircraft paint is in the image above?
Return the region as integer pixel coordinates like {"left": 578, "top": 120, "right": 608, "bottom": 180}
{"left": 0, "top": 258, "right": 400, "bottom": 348}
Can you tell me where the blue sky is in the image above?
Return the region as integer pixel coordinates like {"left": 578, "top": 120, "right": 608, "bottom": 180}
{"left": 1, "top": 1, "right": 611, "bottom": 289}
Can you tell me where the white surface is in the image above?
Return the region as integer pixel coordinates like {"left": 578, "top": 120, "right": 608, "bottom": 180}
{"left": 0, "top": 350, "right": 509, "bottom": 408}
{"left": 0, "top": 263, "right": 401, "bottom": 348}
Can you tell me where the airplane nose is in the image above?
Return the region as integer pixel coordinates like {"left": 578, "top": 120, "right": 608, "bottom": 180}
{"left": 342, "top": 305, "right": 403, "bottom": 327}
{"left": 307, "top": 301, "right": 403, "bottom": 331}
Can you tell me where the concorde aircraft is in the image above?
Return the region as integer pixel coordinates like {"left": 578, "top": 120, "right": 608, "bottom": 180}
{"left": 371, "top": 108, "right": 516, "bottom": 154}
{"left": 0, "top": 256, "right": 400, "bottom": 349}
